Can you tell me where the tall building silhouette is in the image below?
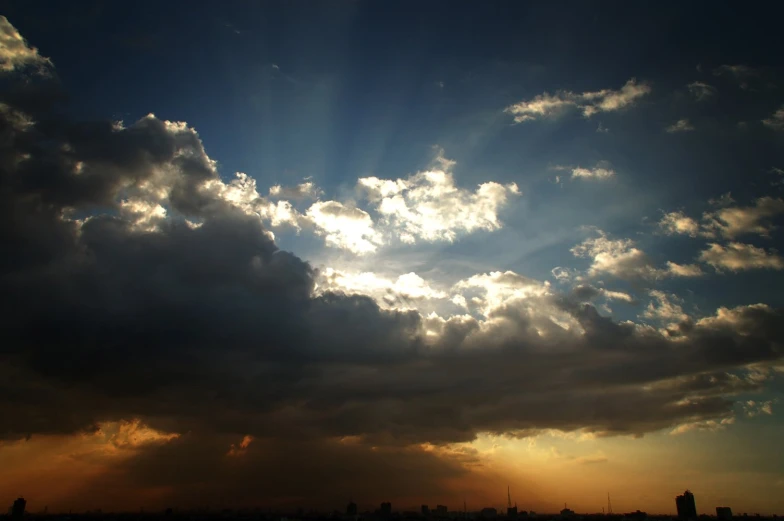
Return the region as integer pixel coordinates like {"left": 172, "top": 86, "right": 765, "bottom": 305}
{"left": 507, "top": 486, "right": 517, "bottom": 519}
{"left": 716, "top": 507, "right": 732, "bottom": 520}
{"left": 436, "top": 505, "right": 448, "bottom": 517}
{"left": 11, "top": 498, "right": 26, "bottom": 521}
{"left": 422, "top": 506, "right": 430, "bottom": 516}
{"left": 346, "top": 501, "right": 357, "bottom": 516}
{"left": 380, "top": 502, "right": 392, "bottom": 516}
{"left": 676, "top": 490, "right": 697, "bottom": 520}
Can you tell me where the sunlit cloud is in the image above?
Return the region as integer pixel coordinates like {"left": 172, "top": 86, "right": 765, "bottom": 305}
{"left": 571, "top": 232, "right": 702, "bottom": 280}
{"left": 699, "top": 242, "right": 784, "bottom": 272}
{"left": 571, "top": 164, "right": 616, "bottom": 180}
{"left": 0, "top": 16, "right": 52, "bottom": 73}
{"left": 358, "top": 153, "right": 519, "bottom": 244}
{"left": 504, "top": 79, "right": 651, "bottom": 123}
{"left": 762, "top": 105, "right": 784, "bottom": 131}
{"left": 306, "top": 200, "right": 383, "bottom": 254}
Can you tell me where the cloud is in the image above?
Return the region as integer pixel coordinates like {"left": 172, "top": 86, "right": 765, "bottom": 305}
{"left": 306, "top": 200, "right": 383, "bottom": 254}
{"left": 665, "top": 262, "right": 704, "bottom": 278}
{"left": 659, "top": 211, "right": 700, "bottom": 237}
{"left": 453, "top": 271, "right": 554, "bottom": 316}
{"left": 0, "top": 16, "right": 52, "bottom": 73}
{"left": 571, "top": 165, "right": 615, "bottom": 180}
{"left": 572, "top": 284, "right": 636, "bottom": 304}
{"left": 762, "top": 105, "right": 784, "bottom": 131}
{"left": 670, "top": 417, "right": 735, "bottom": 435}
{"left": 504, "top": 79, "right": 650, "bottom": 123}
{"left": 687, "top": 81, "right": 717, "bottom": 101}
{"left": 358, "top": 154, "right": 519, "bottom": 244}
{"left": 709, "top": 192, "right": 735, "bottom": 207}
{"left": 2, "top": 22, "right": 784, "bottom": 510}
{"left": 713, "top": 64, "right": 760, "bottom": 90}
{"left": 702, "top": 197, "right": 784, "bottom": 238}
{"left": 642, "top": 290, "right": 690, "bottom": 328}
{"left": 317, "top": 268, "right": 449, "bottom": 310}
{"left": 699, "top": 242, "right": 784, "bottom": 272}
{"left": 575, "top": 454, "right": 608, "bottom": 465}
{"left": 743, "top": 399, "right": 776, "bottom": 418}
{"left": 666, "top": 119, "right": 695, "bottom": 133}
{"left": 269, "top": 180, "right": 322, "bottom": 200}
{"left": 571, "top": 232, "right": 702, "bottom": 281}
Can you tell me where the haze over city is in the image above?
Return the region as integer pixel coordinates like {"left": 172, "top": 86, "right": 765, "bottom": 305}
{"left": 1, "top": 1, "right": 783, "bottom": 517}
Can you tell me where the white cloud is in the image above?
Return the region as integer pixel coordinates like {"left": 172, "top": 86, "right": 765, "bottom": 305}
{"left": 659, "top": 211, "right": 700, "bottom": 237}
{"left": 306, "top": 201, "right": 383, "bottom": 255}
{"left": 571, "top": 232, "right": 703, "bottom": 281}
{"left": 504, "top": 79, "right": 650, "bottom": 123}
{"left": 699, "top": 242, "right": 784, "bottom": 272}
{"left": 119, "top": 198, "right": 168, "bottom": 232}
{"left": 642, "top": 290, "right": 689, "bottom": 327}
{"left": 453, "top": 271, "right": 552, "bottom": 316}
{"left": 358, "top": 155, "right": 519, "bottom": 244}
{"left": 762, "top": 105, "right": 784, "bottom": 131}
{"left": 203, "top": 173, "right": 303, "bottom": 229}
{"left": 317, "top": 268, "right": 448, "bottom": 309}
{"left": 687, "top": 81, "right": 717, "bottom": 101}
{"left": 702, "top": 197, "right": 784, "bottom": 238}
{"left": 666, "top": 119, "right": 695, "bottom": 133}
{"left": 551, "top": 266, "right": 580, "bottom": 283}
{"left": 0, "top": 16, "right": 52, "bottom": 73}
{"left": 665, "top": 261, "right": 704, "bottom": 278}
{"left": 571, "top": 165, "right": 615, "bottom": 180}
{"left": 573, "top": 284, "right": 635, "bottom": 304}
{"left": 269, "top": 180, "right": 322, "bottom": 200}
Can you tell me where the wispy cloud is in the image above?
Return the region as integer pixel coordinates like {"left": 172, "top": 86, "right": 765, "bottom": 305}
{"left": 571, "top": 164, "right": 616, "bottom": 180}
{"left": 687, "top": 81, "right": 717, "bottom": 101}
{"left": 762, "top": 105, "right": 784, "bottom": 131}
{"left": 666, "top": 119, "right": 695, "bottom": 133}
{"left": 713, "top": 64, "right": 760, "bottom": 90}
{"left": 504, "top": 79, "right": 651, "bottom": 123}
{"left": 700, "top": 242, "right": 784, "bottom": 272}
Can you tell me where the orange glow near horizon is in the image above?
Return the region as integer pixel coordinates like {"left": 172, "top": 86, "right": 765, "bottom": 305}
{"left": 2, "top": 422, "right": 782, "bottom": 515}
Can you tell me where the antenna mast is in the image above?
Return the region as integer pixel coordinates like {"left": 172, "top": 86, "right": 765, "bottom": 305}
{"left": 508, "top": 487, "right": 512, "bottom": 509}
{"left": 607, "top": 493, "right": 613, "bottom": 515}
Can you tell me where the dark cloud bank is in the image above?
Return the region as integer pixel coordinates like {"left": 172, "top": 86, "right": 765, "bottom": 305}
{"left": 1, "top": 19, "right": 782, "bottom": 509}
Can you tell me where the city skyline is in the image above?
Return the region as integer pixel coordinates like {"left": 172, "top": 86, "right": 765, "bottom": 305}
{"left": 4, "top": 489, "right": 774, "bottom": 518}
{"left": 1, "top": 0, "right": 783, "bottom": 516}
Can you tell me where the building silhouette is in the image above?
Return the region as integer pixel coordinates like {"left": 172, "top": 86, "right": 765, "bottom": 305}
{"left": 507, "top": 487, "right": 517, "bottom": 519}
{"left": 676, "top": 490, "right": 698, "bottom": 520}
{"left": 380, "top": 502, "right": 392, "bottom": 516}
{"left": 716, "top": 507, "right": 733, "bottom": 520}
{"left": 11, "top": 498, "right": 26, "bottom": 521}
{"left": 346, "top": 501, "right": 357, "bottom": 516}
{"left": 480, "top": 508, "right": 498, "bottom": 518}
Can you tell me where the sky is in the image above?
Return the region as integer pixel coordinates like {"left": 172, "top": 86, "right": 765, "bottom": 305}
{"left": 1, "top": 0, "right": 784, "bottom": 515}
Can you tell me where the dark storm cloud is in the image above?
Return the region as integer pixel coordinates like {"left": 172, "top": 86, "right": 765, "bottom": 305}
{"left": 1, "top": 20, "right": 783, "bottom": 457}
